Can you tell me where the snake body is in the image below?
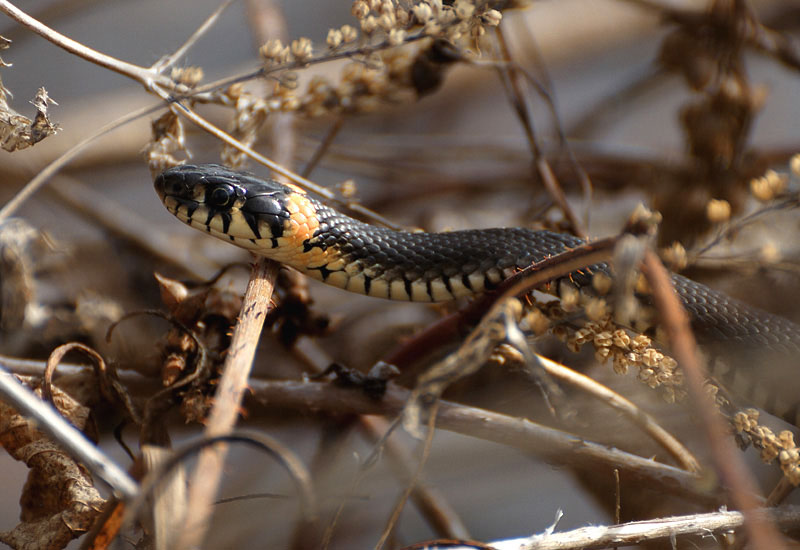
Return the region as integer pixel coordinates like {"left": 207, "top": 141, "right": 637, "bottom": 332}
{"left": 154, "top": 164, "right": 800, "bottom": 415}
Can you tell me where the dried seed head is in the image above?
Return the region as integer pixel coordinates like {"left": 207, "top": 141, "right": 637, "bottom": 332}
{"left": 388, "top": 28, "right": 406, "bottom": 46}
{"left": 170, "top": 66, "right": 204, "bottom": 87}
{"left": 424, "top": 18, "right": 442, "bottom": 36}
{"left": 630, "top": 334, "right": 651, "bottom": 352}
{"left": 585, "top": 297, "right": 608, "bottom": 322}
{"left": 361, "top": 15, "right": 378, "bottom": 34}
{"left": 766, "top": 169, "right": 786, "bottom": 195}
{"left": 413, "top": 3, "right": 433, "bottom": 21}
{"left": 395, "top": 7, "right": 410, "bottom": 26}
{"left": 290, "top": 37, "right": 313, "bottom": 62}
{"left": 612, "top": 350, "right": 629, "bottom": 374}
{"left": 352, "top": 0, "right": 369, "bottom": 19}
{"left": 661, "top": 241, "right": 688, "bottom": 271}
{"left": 482, "top": 9, "right": 502, "bottom": 26}
{"left": 750, "top": 169, "right": 787, "bottom": 202}
{"left": 705, "top": 198, "right": 731, "bottom": 223}
{"left": 378, "top": 11, "right": 396, "bottom": 31}
{"left": 594, "top": 346, "right": 612, "bottom": 362}
{"left": 591, "top": 272, "right": 612, "bottom": 296}
{"left": 439, "top": 9, "right": 456, "bottom": 24}
{"left": 523, "top": 307, "right": 550, "bottom": 335}
{"left": 791, "top": 154, "right": 800, "bottom": 178}
{"left": 341, "top": 24, "right": 358, "bottom": 43}
{"left": 327, "top": 29, "right": 343, "bottom": 49}
{"left": 758, "top": 242, "right": 781, "bottom": 264}
{"left": 336, "top": 178, "right": 357, "bottom": 198}
{"left": 594, "top": 331, "right": 612, "bottom": 349}
{"left": 612, "top": 330, "right": 630, "bottom": 349}
{"left": 558, "top": 281, "right": 580, "bottom": 311}
{"left": 260, "top": 38, "right": 284, "bottom": 62}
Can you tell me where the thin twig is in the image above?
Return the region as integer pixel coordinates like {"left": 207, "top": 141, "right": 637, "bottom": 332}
{"left": 508, "top": 506, "right": 800, "bottom": 550}
{"left": 0, "top": 0, "right": 174, "bottom": 87}
{"left": 641, "top": 250, "right": 787, "bottom": 550}
{"left": 292, "top": 338, "right": 471, "bottom": 541}
{"left": 493, "top": 25, "right": 586, "bottom": 238}
{"left": 375, "top": 403, "right": 439, "bottom": 550}
{"left": 123, "top": 431, "right": 317, "bottom": 535}
{"left": 302, "top": 117, "right": 345, "bottom": 178}
{"left": 0, "top": 364, "right": 139, "bottom": 500}
{"left": 248, "top": 379, "right": 715, "bottom": 504}
{"left": 0, "top": 103, "right": 161, "bottom": 222}
{"left": 537, "top": 354, "right": 701, "bottom": 472}
{"left": 151, "top": 0, "right": 236, "bottom": 74}
{"left": 175, "top": 258, "right": 280, "bottom": 550}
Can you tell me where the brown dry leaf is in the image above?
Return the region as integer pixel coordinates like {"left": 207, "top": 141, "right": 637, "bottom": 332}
{"left": 0, "top": 376, "right": 105, "bottom": 550}
{"left": 0, "top": 57, "right": 60, "bottom": 152}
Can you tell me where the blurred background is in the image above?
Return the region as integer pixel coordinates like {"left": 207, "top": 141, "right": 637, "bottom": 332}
{"left": 0, "top": 0, "right": 799, "bottom": 548}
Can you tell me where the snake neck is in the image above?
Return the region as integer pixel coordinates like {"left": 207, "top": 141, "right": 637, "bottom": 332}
{"left": 282, "top": 199, "right": 599, "bottom": 302}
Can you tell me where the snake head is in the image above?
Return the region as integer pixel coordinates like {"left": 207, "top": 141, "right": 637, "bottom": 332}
{"left": 155, "top": 163, "right": 294, "bottom": 247}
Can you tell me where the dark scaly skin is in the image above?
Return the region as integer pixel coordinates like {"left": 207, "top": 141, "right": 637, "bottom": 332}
{"left": 154, "top": 164, "right": 800, "bottom": 419}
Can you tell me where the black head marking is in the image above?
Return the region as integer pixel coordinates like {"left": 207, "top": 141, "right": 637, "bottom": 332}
{"left": 242, "top": 193, "right": 290, "bottom": 239}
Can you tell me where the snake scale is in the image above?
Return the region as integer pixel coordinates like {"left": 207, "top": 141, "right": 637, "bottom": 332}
{"left": 154, "top": 164, "right": 800, "bottom": 421}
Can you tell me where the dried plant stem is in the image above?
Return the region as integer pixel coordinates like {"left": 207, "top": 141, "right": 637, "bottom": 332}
{"left": 493, "top": 25, "right": 585, "bottom": 238}
{"left": 0, "top": 1, "right": 172, "bottom": 85}
{"left": 537, "top": 354, "right": 700, "bottom": 472}
{"left": 641, "top": 251, "right": 786, "bottom": 550}
{"left": 249, "top": 379, "right": 714, "bottom": 504}
{"left": 374, "top": 403, "right": 439, "bottom": 550}
{"left": 151, "top": 0, "right": 236, "bottom": 73}
{"left": 302, "top": 117, "right": 345, "bottom": 178}
{"left": 511, "top": 506, "right": 800, "bottom": 550}
{"left": 0, "top": 364, "right": 139, "bottom": 499}
{"left": 175, "top": 257, "right": 280, "bottom": 550}
{"left": 0, "top": 1, "right": 405, "bottom": 231}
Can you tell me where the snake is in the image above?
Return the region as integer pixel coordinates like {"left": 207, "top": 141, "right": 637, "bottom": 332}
{"left": 154, "top": 164, "right": 800, "bottom": 416}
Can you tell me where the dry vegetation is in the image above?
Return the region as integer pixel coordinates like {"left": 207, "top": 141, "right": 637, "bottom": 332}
{"left": 0, "top": 0, "right": 799, "bottom": 549}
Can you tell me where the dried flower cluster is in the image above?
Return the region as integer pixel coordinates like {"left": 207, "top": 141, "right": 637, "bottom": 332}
{"left": 145, "top": 111, "right": 187, "bottom": 176}
{"left": 219, "top": 83, "right": 270, "bottom": 168}
{"left": 527, "top": 286, "right": 685, "bottom": 404}
{"left": 568, "top": 318, "right": 684, "bottom": 403}
{"left": 733, "top": 408, "right": 800, "bottom": 485}
{"left": 223, "top": 0, "right": 506, "bottom": 132}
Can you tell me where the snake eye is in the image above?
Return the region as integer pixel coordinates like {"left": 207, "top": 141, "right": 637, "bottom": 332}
{"left": 207, "top": 184, "right": 235, "bottom": 208}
